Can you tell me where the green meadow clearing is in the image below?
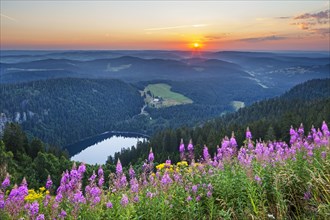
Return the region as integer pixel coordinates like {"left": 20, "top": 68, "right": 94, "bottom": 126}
{"left": 144, "top": 83, "right": 193, "bottom": 107}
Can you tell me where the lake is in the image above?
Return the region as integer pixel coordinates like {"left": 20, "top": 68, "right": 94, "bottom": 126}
{"left": 67, "top": 131, "right": 148, "bottom": 165}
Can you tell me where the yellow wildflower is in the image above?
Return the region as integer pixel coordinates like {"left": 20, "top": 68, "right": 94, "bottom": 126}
{"left": 177, "top": 161, "right": 188, "bottom": 167}
{"left": 156, "top": 163, "right": 165, "bottom": 170}
{"left": 25, "top": 189, "right": 44, "bottom": 202}
{"left": 39, "top": 187, "right": 46, "bottom": 192}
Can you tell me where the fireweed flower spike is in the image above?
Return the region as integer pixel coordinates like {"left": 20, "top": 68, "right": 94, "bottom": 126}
{"left": 121, "top": 194, "right": 129, "bottom": 207}
{"left": 165, "top": 159, "right": 171, "bottom": 168}
{"left": 187, "top": 139, "right": 194, "bottom": 161}
{"left": 106, "top": 201, "right": 113, "bottom": 208}
{"left": 203, "top": 145, "right": 210, "bottom": 161}
{"left": 246, "top": 127, "right": 252, "bottom": 140}
{"left": 129, "top": 165, "right": 135, "bottom": 179}
{"left": 1, "top": 173, "right": 10, "bottom": 189}
{"left": 230, "top": 132, "right": 237, "bottom": 148}
{"left": 116, "top": 159, "right": 123, "bottom": 175}
{"left": 148, "top": 148, "right": 154, "bottom": 163}
{"left": 46, "top": 175, "right": 52, "bottom": 190}
{"left": 179, "top": 138, "right": 186, "bottom": 161}
{"left": 322, "top": 121, "right": 330, "bottom": 136}
{"left": 98, "top": 166, "right": 104, "bottom": 187}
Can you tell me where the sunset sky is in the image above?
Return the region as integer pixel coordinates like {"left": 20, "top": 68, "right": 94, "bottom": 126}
{"left": 1, "top": 1, "right": 329, "bottom": 51}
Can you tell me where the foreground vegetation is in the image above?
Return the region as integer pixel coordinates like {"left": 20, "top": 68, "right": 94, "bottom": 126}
{"left": 1, "top": 122, "right": 329, "bottom": 219}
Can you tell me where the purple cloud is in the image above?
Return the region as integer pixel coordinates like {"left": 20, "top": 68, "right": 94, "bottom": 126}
{"left": 291, "top": 9, "right": 329, "bottom": 31}
{"left": 294, "top": 9, "right": 329, "bottom": 22}
{"left": 239, "top": 35, "right": 287, "bottom": 42}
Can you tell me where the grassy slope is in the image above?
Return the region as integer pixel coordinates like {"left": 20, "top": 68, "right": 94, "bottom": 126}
{"left": 146, "top": 83, "right": 193, "bottom": 104}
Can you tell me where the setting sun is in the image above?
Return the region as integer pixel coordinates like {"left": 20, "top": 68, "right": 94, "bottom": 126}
{"left": 193, "top": 43, "right": 200, "bottom": 48}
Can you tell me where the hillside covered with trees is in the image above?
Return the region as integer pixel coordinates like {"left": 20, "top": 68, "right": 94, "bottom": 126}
{"left": 0, "top": 78, "right": 144, "bottom": 145}
{"left": 111, "top": 79, "right": 330, "bottom": 167}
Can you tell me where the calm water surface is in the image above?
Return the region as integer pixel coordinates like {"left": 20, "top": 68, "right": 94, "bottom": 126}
{"left": 68, "top": 132, "right": 147, "bottom": 165}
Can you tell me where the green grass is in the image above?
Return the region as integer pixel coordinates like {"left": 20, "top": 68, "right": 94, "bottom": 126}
{"left": 145, "top": 83, "right": 193, "bottom": 106}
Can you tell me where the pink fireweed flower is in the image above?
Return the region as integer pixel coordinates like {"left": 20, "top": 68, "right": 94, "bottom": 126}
{"left": 230, "top": 132, "right": 237, "bottom": 148}
{"left": 98, "top": 177, "right": 104, "bottom": 188}
{"left": 207, "top": 183, "right": 213, "bottom": 191}
{"left": 187, "top": 139, "right": 194, "bottom": 151}
{"left": 187, "top": 196, "right": 192, "bottom": 201}
{"left": 179, "top": 139, "right": 185, "bottom": 161}
{"left": 248, "top": 139, "right": 254, "bottom": 150}
{"left": 58, "top": 210, "right": 67, "bottom": 219}
{"left": 106, "top": 201, "right": 113, "bottom": 209}
{"left": 192, "top": 185, "right": 198, "bottom": 194}
{"left": 78, "top": 163, "right": 86, "bottom": 175}
{"left": 161, "top": 171, "right": 173, "bottom": 186}
{"left": 36, "top": 214, "right": 45, "bottom": 220}
{"left": 130, "top": 177, "right": 139, "bottom": 193}
{"left": 255, "top": 175, "right": 262, "bottom": 185}
{"left": 70, "top": 163, "right": 79, "bottom": 180}
{"left": 246, "top": 127, "right": 252, "bottom": 139}
{"left": 55, "top": 193, "right": 63, "bottom": 203}
{"left": 1, "top": 173, "right": 10, "bottom": 189}
{"left": 43, "top": 194, "right": 51, "bottom": 207}
{"left": 321, "top": 151, "right": 326, "bottom": 159}
{"left": 187, "top": 139, "right": 194, "bottom": 161}
{"left": 203, "top": 145, "right": 210, "bottom": 161}
{"left": 116, "top": 159, "right": 123, "bottom": 175}
{"left": 98, "top": 166, "right": 104, "bottom": 177}
{"left": 146, "top": 191, "right": 153, "bottom": 198}
{"left": 0, "top": 194, "right": 4, "bottom": 209}
{"left": 311, "top": 125, "right": 316, "bottom": 134}
{"left": 148, "top": 148, "right": 154, "bottom": 162}
{"left": 221, "top": 136, "right": 230, "bottom": 148}
{"left": 179, "top": 139, "right": 185, "bottom": 153}
{"left": 290, "top": 126, "right": 296, "bottom": 136}
{"left": 120, "top": 194, "right": 129, "bottom": 207}
{"left": 97, "top": 166, "right": 104, "bottom": 187}
{"left": 165, "top": 159, "right": 171, "bottom": 168}
{"left": 322, "top": 121, "right": 329, "bottom": 132}
{"left": 46, "top": 175, "right": 52, "bottom": 190}
{"left": 120, "top": 175, "right": 128, "bottom": 187}
{"left": 60, "top": 171, "right": 69, "bottom": 186}
{"left": 89, "top": 171, "right": 97, "bottom": 183}
{"left": 27, "top": 201, "right": 39, "bottom": 218}
{"left": 129, "top": 165, "right": 135, "bottom": 179}
{"left": 133, "top": 195, "right": 139, "bottom": 203}
{"left": 73, "top": 191, "right": 86, "bottom": 204}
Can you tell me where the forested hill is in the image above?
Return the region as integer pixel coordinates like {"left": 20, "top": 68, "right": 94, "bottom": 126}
{"left": 111, "top": 79, "right": 330, "bottom": 167}
{"left": 0, "top": 78, "right": 144, "bottom": 145}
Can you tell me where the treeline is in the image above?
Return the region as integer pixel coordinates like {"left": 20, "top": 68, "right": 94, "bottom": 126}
{"left": 0, "top": 78, "right": 144, "bottom": 146}
{"left": 0, "top": 123, "right": 70, "bottom": 188}
{"left": 110, "top": 79, "right": 330, "bottom": 167}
